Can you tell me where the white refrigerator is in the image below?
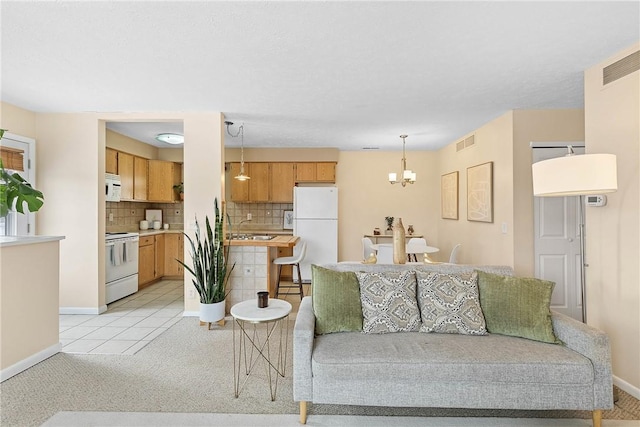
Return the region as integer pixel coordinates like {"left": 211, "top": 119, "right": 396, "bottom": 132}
{"left": 293, "top": 186, "right": 338, "bottom": 282}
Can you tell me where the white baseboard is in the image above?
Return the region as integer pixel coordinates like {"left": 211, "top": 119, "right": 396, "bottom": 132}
{"left": 1, "top": 343, "right": 61, "bottom": 382}
{"left": 59, "top": 305, "right": 107, "bottom": 315}
{"left": 614, "top": 375, "right": 640, "bottom": 400}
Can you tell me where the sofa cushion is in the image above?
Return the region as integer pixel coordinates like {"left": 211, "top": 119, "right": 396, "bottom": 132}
{"left": 355, "top": 270, "right": 421, "bottom": 334}
{"left": 477, "top": 271, "right": 561, "bottom": 344}
{"left": 416, "top": 271, "right": 487, "bottom": 335}
{"left": 312, "top": 264, "right": 363, "bottom": 335}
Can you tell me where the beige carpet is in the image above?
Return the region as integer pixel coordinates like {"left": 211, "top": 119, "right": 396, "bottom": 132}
{"left": 1, "top": 317, "right": 638, "bottom": 427}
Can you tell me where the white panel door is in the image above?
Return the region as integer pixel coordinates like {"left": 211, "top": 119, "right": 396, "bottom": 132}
{"left": 533, "top": 146, "right": 583, "bottom": 321}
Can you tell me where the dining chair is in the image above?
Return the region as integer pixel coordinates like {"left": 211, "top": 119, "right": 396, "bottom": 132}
{"left": 376, "top": 244, "right": 394, "bottom": 264}
{"left": 274, "top": 240, "right": 307, "bottom": 300}
{"left": 362, "top": 237, "right": 375, "bottom": 260}
{"left": 407, "top": 237, "right": 428, "bottom": 262}
{"left": 449, "top": 244, "right": 462, "bottom": 264}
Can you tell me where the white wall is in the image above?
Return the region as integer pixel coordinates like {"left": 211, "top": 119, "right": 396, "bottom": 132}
{"left": 585, "top": 43, "right": 640, "bottom": 398}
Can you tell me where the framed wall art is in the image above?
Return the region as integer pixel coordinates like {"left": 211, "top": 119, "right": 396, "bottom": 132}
{"left": 467, "top": 161, "right": 493, "bottom": 223}
{"left": 441, "top": 171, "right": 459, "bottom": 220}
{"left": 283, "top": 210, "right": 294, "bottom": 229}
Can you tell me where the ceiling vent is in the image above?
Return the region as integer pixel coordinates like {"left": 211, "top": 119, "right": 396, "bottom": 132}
{"left": 603, "top": 50, "right": 640, "bottom": 86}
{"left": 456, "top": 134, "right": 475, "bottom": 152}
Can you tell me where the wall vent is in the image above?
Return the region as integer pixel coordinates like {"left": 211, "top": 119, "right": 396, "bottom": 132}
{"left": 603, "top": 50, "right": 640, "bottom": 86}
{"left": 464, "top": 135, "right": 475, "bottom": 148}
{"left": 456, "top": 134, "right": 476, "bottom": 152}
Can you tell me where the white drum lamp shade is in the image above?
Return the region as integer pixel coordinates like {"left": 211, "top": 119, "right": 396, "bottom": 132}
{"left": 532, "top": 154, "right": 617, "bottom": 197}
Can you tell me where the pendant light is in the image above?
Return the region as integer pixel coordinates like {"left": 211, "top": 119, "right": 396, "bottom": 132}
{"left": 388, "top": 134, "right": 416, "bottom": 187}
{"left": 225, "top": 121, "right": 250, "bottom": 181}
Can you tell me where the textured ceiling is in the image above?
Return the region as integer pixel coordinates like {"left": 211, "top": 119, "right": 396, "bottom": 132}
{"left": 2, "top": 2, "right": 639, "bottom": 151}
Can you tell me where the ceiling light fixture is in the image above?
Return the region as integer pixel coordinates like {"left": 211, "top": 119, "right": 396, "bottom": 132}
{"left": 155, "top": 133, "right": 184, "bottom": 145}
{"left": 225, "top": 121, "right": 250, "bottom": 181}
{"left": 388, "top": 134, "right": 416, "bottom": 187}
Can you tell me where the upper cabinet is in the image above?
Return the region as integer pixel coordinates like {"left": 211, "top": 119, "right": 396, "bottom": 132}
{"left": 148, "top": 160, "right": 182, "bottom": 202}
{"left": 270, "top": 163, "right": 295, "bottom": 203}
{"left": 106, "top": 148, "right": 181, "bottom": 203}
{"left": 106, "top": 148, "right": 118, "bottom": 174}
{"left": 229, "top": 162, "right": 336, "bottom": 203}
{"left": 295, "top": 162, "right": 336, "bottom": 183}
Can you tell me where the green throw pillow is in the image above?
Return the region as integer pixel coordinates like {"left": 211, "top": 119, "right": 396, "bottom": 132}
{"left": 312, "top": 265, "right": 363, "bottom": 335}
{"left": 476, "top": 270, "right": 561, "bottom": 344}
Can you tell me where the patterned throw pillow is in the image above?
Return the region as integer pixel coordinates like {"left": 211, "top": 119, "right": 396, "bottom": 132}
{"left": 416, "top": 271, "right": 487, "bottom": 335}
{"left": 355, "top": 270, "right": 421, "bottom": 334}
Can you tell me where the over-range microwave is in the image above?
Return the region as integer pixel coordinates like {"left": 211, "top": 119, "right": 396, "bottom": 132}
{"left": 106, "top": 173, "right": 121, "bottom": 202}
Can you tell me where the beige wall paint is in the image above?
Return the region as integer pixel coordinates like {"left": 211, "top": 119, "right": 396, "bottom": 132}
{"left": 585, "top": 43, "right": 640, "bottom": 396}
{"left": 157, "top": 148, "right": 184, "bottom": 163}
{"left": 1, "top": 240, "right": 61, "bottom": 371}
{"left": 36, "top": 113, "right": 103, "bottom": 310}
{"left": 106, "top": 129, "right": 159, "bottom": 159}
{"left": 435, "top": 112, "right": 515, "bottom": 267}
{"left": 0, "top": 102, "right": 36, "bottom": 138}
{"left": 512, "top": 109, "right": 585, "bottom": 276}
{"left": 337, "top": 150, "right": 440, "bottom": 262}
{"left": 182, "top": 113, "right": 225, "bottom": 313}
{"left": 225, "top": 147, "right": 339, "bottom": 162}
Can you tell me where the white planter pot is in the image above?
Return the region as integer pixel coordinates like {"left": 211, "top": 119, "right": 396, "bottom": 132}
{"left": 200, "top": 300, "right": 225, "bottom": 323}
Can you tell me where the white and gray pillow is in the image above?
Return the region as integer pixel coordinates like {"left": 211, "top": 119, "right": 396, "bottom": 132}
{"left": 416, "top": 271, "right": 487, "bottom": 335}
{"left": 355, "top": 270, "right": 421, "bottom": 334}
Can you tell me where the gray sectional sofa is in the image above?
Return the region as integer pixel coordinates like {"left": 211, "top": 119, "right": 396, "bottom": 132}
{"left": 293, "top": 263, "right": 613, "bottom": 427}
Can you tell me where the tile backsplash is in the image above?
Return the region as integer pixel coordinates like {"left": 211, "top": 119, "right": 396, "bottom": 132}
{"left": 106, "top": 201, "right": 184, "bottom": 232}
{"left": 226, "top": 201, "right": 293, "bottom": 231}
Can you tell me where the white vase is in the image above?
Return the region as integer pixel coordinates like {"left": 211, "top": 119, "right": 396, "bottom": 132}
{"left": 200, "top": 300, "right": 225, "bottom": 323}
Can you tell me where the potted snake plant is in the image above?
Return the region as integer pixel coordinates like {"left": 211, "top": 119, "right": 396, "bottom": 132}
{"left": 177, "top": 197, "right": 234, "bottom": 323}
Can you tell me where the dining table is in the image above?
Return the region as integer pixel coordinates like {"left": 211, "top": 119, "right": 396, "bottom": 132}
{"left": 371, "top": 242, "right": 440, "bottom": 262}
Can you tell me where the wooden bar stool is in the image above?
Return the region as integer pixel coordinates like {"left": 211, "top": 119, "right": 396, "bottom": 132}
{"left": 274, "top": 241, "right": 307, "bottom": 300}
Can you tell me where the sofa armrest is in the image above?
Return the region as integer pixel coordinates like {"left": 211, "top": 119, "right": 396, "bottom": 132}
{"left": 293, "top": 296, "right": 315, "bottom": 402}
{"left": 551, "top": 311, "right": 613, "bottom": 410}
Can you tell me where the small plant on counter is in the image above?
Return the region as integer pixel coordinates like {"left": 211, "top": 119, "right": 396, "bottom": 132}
{"left": 0, "top": 129, "right": 45, "bottom": 218}
{"left": 177, "top": 198, "right": 235, "bottom": 304}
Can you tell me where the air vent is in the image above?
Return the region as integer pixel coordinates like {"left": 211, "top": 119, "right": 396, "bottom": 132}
{"left": 456, "top": 134, "right": 475, "bottom": 152}
{"left": 464, "top": 135, "right": 475, "bottom": 148}
{"left": 362, "top": 147, "right": 379, "bottom": 150}
{"left": 603, "top": 50, "right": 640, "bottom": 86}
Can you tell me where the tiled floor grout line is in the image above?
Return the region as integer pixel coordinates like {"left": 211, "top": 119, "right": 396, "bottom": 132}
{"left": 59, "top": 280, "right": 311, "bottom": 355}
{"left": 60, "top": 279, "right": 185, "bottom": 355}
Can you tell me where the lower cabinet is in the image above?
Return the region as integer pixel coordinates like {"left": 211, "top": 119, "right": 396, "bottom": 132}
{"left": 164, "top": 234, "right": 184, "bottom": 277}
{"left": 138, "top": 234, "right": 165, "bottom": 289}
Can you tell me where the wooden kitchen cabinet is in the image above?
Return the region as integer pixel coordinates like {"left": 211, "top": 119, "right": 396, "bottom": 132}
{"left": 118, "top": 152, "right": 135, "bottom": 200}
{"left": 133, "top": 156, "right": 148, "bottom": 201}
{"left": 148, "top": 160, "right": 180, "bottom": 202}
{"left": 295, "top": 162, "right": 336, "bottom": 183}
{"left": 230, "top": 162, "right": 269, "bottom": 203}
{"left": 229, "top": 162, "right": 250, "bottom": 202}
{"left": 270, "top": 163, "right": 295, "bottom": 202}
{"left": 248, "top": 162, "right": 270, "bottom": 202}
{"left": 164, "top": 234, "right": 184, "bottom": 277}
{"left": 138, "top": 234, "right": 165, "bottom": 288}
{"left": 106, "top": 148, "right": 118, "bottom": 174}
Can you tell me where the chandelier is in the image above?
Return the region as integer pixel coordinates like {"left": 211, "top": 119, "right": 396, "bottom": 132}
{"left": 225, "top": 121, "right": 250, "bottom": 181}
{"left": 388, "top": 134, "right": 416, "bottom": 186}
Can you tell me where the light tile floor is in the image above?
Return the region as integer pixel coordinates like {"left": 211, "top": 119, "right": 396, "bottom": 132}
{"left": 59, "top": 280, "right": 311, "bottom": 355}
{"left": 59, "top": 280, "right": 184, "bottom": 355}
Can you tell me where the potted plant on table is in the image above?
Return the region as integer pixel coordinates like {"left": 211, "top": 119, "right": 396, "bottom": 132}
{"left": 384, "top": 216, "right": 394, "bottom": 235}
{"left": 177, "top": 197, "right": 234, "bottom": 326}
{"left": 0, "top": 129, "right": 45, "bottom": 230}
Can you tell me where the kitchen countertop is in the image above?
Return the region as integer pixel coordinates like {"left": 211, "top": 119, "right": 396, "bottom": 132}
{"left": 0, "top": 235, "right": 65, "bottom": 247}
{"left": 227, "top": 235, "right": 299, "bottom": 248}
{"left": 138, "top": 229, "right": 184, "bottom": 236}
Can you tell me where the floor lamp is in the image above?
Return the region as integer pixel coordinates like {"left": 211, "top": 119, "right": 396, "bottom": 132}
{"left": 531, "top": 148, "right": 617, "bottom": 323}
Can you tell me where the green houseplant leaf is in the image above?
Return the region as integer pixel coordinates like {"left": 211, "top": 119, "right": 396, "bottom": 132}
{"left": 177, "top": 198, "right": 235, "bottom": 304}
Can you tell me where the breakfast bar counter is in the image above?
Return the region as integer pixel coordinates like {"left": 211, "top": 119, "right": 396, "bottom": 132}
{"left": 226, "top": 236, "right": 300, "bottom": 303}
